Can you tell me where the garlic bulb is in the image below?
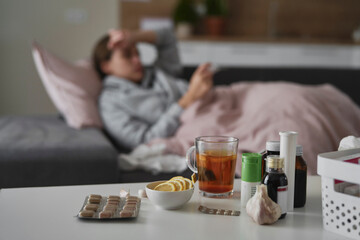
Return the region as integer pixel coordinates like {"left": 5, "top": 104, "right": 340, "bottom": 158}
{"left": 246, "top": 184, "right": 281, "bottom": 225}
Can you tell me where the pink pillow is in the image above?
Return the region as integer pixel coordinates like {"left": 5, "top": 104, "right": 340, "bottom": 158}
{"left": 32, "top": 42, "right": 103, "bottom": 129}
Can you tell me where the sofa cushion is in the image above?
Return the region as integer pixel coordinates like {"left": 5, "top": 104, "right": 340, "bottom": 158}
{"left": 0, "top": 116, "right": 118, "bottom": 188}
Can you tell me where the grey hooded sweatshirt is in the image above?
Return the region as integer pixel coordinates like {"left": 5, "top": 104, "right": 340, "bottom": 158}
{"left": 99, "top": 28, "right": 189, "bottom": 150}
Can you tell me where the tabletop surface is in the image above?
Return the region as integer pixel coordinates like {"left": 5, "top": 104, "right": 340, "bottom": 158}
{"left": 0, "top": 176, "right": 347, "bottom": 240}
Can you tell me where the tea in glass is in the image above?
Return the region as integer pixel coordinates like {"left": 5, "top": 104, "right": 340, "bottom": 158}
{"left": 197, "top": 150, "right": 237, "bottom": 194}
{"left": 186, "top": 136, "right": 239, "bottom": 197}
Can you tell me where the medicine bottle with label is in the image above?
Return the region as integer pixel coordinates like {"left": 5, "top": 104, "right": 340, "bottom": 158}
{"left": 261, "top": 141, "right": 280, "bottom": 178}
{"left": 262, "top": 155, "right": 288, "bottom": 219}
{"left": 294, "top": 145, "right": 307, "bottom": 208}
{"left": 241, "top": 153, "right": 262, "bottom": 208}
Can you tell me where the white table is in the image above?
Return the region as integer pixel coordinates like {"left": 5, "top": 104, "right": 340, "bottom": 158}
{"left": 0, "top": 176, "right": 345, "bottom": 240}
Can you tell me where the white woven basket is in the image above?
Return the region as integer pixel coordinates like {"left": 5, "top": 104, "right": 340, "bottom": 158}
{"left": 317, "top": 148, "right": 360, "bottom": 240}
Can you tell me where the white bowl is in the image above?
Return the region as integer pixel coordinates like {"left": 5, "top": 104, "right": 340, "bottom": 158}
{"left": 145, "top": 180, "right": 194, "bottom": 210}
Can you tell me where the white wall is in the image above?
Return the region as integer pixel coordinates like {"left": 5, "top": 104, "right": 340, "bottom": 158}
{"left": 0, "top": 0, "right": 119, "bottom": 115}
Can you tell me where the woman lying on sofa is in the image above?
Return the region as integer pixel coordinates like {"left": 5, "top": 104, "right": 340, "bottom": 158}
{"left": 93, "top": 28, "right": 360, "bottom": 175}
{"left": 93, "top": 28, "right": 213, "bottom": 150}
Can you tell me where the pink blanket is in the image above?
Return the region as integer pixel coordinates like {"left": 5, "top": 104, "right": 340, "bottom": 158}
{"left": 151, "top": 82, "right": 360, "bottom": 175}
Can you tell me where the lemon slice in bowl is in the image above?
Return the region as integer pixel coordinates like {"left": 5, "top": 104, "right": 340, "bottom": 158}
{"left": 167, "top": 180, "right": 183, "bottom": 191}
{"left": 154, "top": 182, "right": 176, "bottom": 191}
{"left": 170, "top": 176, "right": 193, "bottom": 190}
{"left": 173, "top": 178, "right": 186, "bottom": 190}
{"left": 182, "top": 178, "right": 194, "bottom": 189}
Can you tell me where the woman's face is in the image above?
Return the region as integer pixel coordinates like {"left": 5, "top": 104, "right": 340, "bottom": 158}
{"left": 102, "top": 44, "right": 144, "bottom": 83}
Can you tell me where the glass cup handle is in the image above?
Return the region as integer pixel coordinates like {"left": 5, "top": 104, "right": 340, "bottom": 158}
{"left": 185, "top": 146, "right": 198, "bottom": 173}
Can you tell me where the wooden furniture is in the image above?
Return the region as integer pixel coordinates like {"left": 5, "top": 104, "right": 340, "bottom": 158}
{"left": 120, "top": 0, "right": 360, "bottom": 41}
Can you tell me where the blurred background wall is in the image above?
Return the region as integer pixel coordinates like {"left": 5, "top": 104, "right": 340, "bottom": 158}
{"left": 120, "top": 0, "right": 360, "bottom": 40}
{"left": 1, "top": 0, "right": 359, "bottom": 116}
{"left": 0, "top": 0, "right": 118, "bottom": 115}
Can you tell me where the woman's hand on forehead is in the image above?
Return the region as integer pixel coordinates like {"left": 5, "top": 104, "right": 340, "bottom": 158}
{"left": 107, "top": 29, "right": 134, "bottom": 50}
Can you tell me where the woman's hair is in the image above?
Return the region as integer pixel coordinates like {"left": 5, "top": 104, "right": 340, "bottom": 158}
{"left": 92, "top": 34, "right": 112, "bottom": 80}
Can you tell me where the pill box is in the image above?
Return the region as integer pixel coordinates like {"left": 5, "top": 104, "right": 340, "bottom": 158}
{"left": 77, "top": 194, "right": 141, "bottom": 220}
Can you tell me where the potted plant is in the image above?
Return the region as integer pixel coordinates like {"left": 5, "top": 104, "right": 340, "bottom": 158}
{"left": 204, "top": 0, "right": 227, "bottom": 36}
{"left": 173, "top": 0, "right": 198, "bottom": 38}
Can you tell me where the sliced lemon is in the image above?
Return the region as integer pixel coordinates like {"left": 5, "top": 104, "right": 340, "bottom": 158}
{"left": 170, "top": 176, "right": 194, "bottom": 190}
{"left": 167, "top": 180, "right": 183, "bottom": 191}
{"left": 174, "top": 178, "right": 186, "bottom": 190}
{"left": 183, "top": 178, "right": 194, "bottom": 189}
{"left": 191, "top": 173, "right": 197, "bottom": 184}
{"left": 154, "top": 182, "right": 176, "bottom": 192}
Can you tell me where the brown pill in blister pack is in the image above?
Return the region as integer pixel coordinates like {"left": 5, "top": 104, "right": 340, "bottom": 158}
{"left": 198, "top": 205, "right": 240, "bottom": 216}
{"left": 108, "top": 195, "right": 120, "bottom": 201}
{"left": 124, "top": 201, "right": 137, "bottom": 206}
{"left": 106, "top": 200, "right": 119, "bottom": 205}
{"left": 99, "top": 210, "right": 114, "bottom": 219}
{"left": 78, "top": 194, "right": 140, "bottom": 220}
{"left": 89, "top": 194, "right": 102, "bottom": 199}
{"left": 103, "top": 204, "right": 117, "bottom": 212}
{"left": 126, "top": 196, "right": 140, "bottom": 202}
{"left": 84, "top": 204, "right": 99, "bottom": 211}
{"left": 79, "top": 210, "right": 95, "bottom": 218}
{"left": 88, "top": 195, "right": 102, "bottom": 204}
{"left": 126, "top": 199, "right": 140, "bottom": 204}
{"left": 119, "top": 210, "right": 134, "bottom": 218}
{"left": 123, "top": 205, "right": 137, "bottom": 211}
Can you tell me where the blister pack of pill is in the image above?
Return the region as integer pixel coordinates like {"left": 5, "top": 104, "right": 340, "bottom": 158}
{"left": 198, "top": 205, "right": 240, "bottom": 216}
{"left": 77, "top": 194, "right": 141, "bottom": 220}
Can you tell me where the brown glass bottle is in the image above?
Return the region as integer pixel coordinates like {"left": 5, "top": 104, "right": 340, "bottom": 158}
{"left": 294, "top": 145, "right": 307, "bottom": 208}
{"left": 262, "top": 155, "right": 288, "bottom": 219}
{"left": 261, "top": 141, "right": 280, "bottom": 178}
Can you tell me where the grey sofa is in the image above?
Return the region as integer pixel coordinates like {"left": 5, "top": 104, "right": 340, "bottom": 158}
{"left": 0, "top": 115, "right": 193, "bottom": 188}
{"left": 1, "top": 67, "right": 359, "bottom": 188}
{"left": 0, "top": 116, "right": 119, "bottom": 188}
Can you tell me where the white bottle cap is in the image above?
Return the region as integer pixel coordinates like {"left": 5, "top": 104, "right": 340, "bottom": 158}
{"left": 296, "top": 145, "right": 303, "bottom": 156}
{"left": 266, "top": 141, "right": 280, "bottom": 152}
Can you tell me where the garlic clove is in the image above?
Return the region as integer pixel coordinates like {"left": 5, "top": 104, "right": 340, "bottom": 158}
{"left": 246, "top": 184, "right": 282, "bottom": 225}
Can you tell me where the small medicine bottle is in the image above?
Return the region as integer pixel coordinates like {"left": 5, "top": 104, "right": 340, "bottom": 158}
{"left": 294, "top": 145, "right": 307, "bottom": 208}
{"left": 241, "top": 153, "right": 262, "bottom": 208}
{"left": 262, "top": 155, "right": 288, "bottom": 219}
{"left": 261, "top": 141, "right": 280, "bottom": 178}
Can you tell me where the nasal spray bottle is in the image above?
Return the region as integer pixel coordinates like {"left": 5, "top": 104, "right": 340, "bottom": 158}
{"left": 279, "top": 131, "right": 298, "bottom": 212}
{"left": 241, "top": 153, "right": 262, "bottom": 207}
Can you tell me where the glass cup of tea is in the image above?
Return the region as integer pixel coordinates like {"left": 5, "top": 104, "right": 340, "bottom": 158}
{"left": 186, "top": 136, "right": 239, "bottom": 197}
